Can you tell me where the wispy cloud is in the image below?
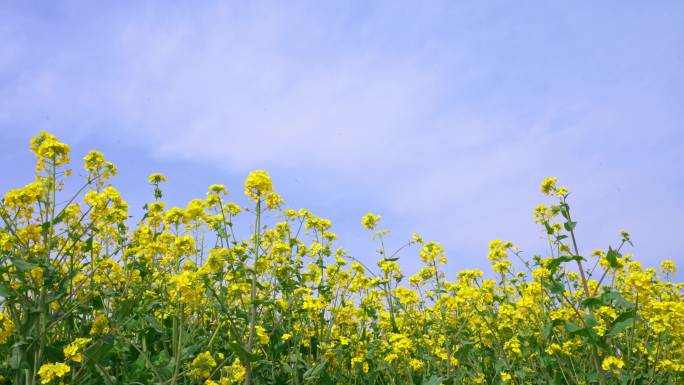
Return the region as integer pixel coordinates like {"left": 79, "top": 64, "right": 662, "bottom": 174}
{"left": 1, "top": 1, "right": 683, "bottom": 277}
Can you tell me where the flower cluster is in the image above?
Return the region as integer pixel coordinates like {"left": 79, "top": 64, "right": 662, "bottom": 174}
{"left": 0, "top": 133, "right": 681, "bottom": 385}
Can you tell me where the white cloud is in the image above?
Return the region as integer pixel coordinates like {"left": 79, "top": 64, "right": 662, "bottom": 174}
{"left": 1, "top": 2, "right": 682, "bottom": 275}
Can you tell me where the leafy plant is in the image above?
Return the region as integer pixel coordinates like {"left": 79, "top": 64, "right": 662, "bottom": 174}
{"left": 0, "top": 132, "right": 681, "bottom": 385}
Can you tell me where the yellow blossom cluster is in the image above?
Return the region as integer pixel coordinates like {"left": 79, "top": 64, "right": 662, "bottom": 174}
{"left": 0, "top": 133, "right": 681, "bottom": 385}
{"left": 37, "top": 362, "right": 70, "bottom": 384}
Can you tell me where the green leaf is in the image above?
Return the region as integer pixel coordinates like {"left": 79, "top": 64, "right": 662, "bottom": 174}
{"left": 144, "top": 315, "right": 164, "bottom": 333}
{"left": 0, "top": 283, "right": 12, "bottom": 298}
{"left": 542, "top": 321, "right": 553, "bottom": 339}
{"left": 9, "top": 340, "right": 28, "bottom": 370}
{"left": 602, "top": 291, "right": 635, "bottom": 309}
{"left": 564, "top": 321, "right": 584, "bottom": 334}
{"left": 41, "top": 210, "right": 66, "bottom": 232}
{"left": 9, "top": 347, "right": 23, "bottom": 370}
{"left": 159, "top": 352, "right": 175, "bottom": 378}
{"left": 217, "top": 227, "right": 230, "bottom": 241}
{"left": 548, "top": 255, "right": 583, "bottom": 271}
{"left": 583, "top": 314, "right": 598, "bottom": 328}
{"left": 605, "top": 247, "right": 622, "bottom": 269}
{"left": 303, "top": 361, "right": 325, "bottom": 381}
{"left": 545, "top": 279, "right": 565, "bottom": 295}
{"left": 559, "top": 205, "right": 570, "bottom": 220}
{"left": 10, "top": 257, "right": 37, "bottom": 272}
{"left": 46, "top": 291, "right": 65, "bottom": 305}
{"left": 608, "top": 310, "right": 636, "bottom": 336}
{"left": 83, "top": 237, "right": 94, "bottom": 253}
{"left": 563, "top": 221, "right": 577, "bottom": 231}
{"left": 563, "top": 320, "right": 597, "bottom": 340}
{"left": 544, "top": 222, "right": 554, "bottom": 235}
{"left": 422, "top": 375, "right": 444, "bottom": 385}
{"left": 227, "top": 341, "right": 260, "bottom": 363}
{"left": 281, "top": 360, "right": 294, "bottom": 375}
{"left": 84, "top": 337, "right": 115, "bottom": 362}
{"left": 582, "top": 296, "right": 602, "bottom": 309}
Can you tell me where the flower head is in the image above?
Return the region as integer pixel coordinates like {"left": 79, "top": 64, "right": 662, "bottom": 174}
{"left": 0, "top": 313, "right": 14, "bottom": 344}
{"left": 244, "top": 170, "right": 273, "bottom": 201}
{"left": 64, "top": 337, "right": 91, "bottom": 363}
{"left": 189, "top": 351, "right": 217, "bottom": 379}
{"left": 30, "top": 131, "right": 71, "bottom": 171}
{"left": 540, "top": 177, "right": 558, "bottom": 196}
{"left": 361, "top": 212, "right": 381, "bottom": 230}
{"left": 148, "top": 173, "right": 168, "bottom": 184}
{"left": 660, "top": 260, "right": 676, "bottom": 275}
{"left": 602, "top": 356, "right": 625, "bottom": 375}
{"left": 38, "top": 362, "right": 70, "bottom": 384}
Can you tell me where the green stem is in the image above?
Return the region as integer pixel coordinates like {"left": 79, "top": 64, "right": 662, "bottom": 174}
{"left": 245, "top": 197, "right": 261, "bottom": 385}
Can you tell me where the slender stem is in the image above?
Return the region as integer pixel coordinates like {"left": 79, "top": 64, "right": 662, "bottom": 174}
{"left": 245, "top": 197, "right": 261, "bottom": 385}
{"left": 565, "top": 217, "right": 589, "bottom": 298}
{"left": 562, "top": 200, "right": 604, "bottom": 385}
{"left": 170, "top": 305, "right": 184, "bottom": 385}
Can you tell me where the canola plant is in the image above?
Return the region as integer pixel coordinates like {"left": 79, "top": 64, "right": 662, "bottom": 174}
{"left": 0, "top": 132, "right": 681, "bottom": 385}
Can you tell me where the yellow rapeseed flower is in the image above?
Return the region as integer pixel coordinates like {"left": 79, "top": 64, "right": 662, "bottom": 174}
{"left": 361, "top": 212, "right": 381, "bottom": 230}
{"left": 90, "top": 312, "right": 110, "bottom": 335}
{"left": 148, "top": 173, "right": 168, "bottom": 184}
{"left": 64, "top": 337, "right": 91, "bottom": 363}
{"left": 540, "top": 177, "right": 558, "bottom": 196}
{"left": 226, "top": 358, "right": 246, "bottom": 383}
{"left": 30, "top": 131, "right": 71, "bottom": 171}
{"left": 37, "top": 362, "right": 70, "bottom": 384}
{"left": 660, "top": 260, "right": 676, "bottom": 275}
{"left": 602, "top": 355, "right": 625, "bottom": 375}
{"left": 0, "top": 313, "right": 14, "bottom": 344}
{"left": 190, "top": 351, "right": 217, "bottom": 379}
{"left": 244, "top": 170, "right": 273, "bottom": 201}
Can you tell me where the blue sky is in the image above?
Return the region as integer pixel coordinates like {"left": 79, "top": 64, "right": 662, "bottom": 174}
{"left": 1, "top": 1, "right": 683, "bottom": 279}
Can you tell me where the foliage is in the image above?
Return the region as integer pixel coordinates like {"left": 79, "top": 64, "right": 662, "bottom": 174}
{"left": 0, "top": 132, "right": 681, "bottom": 385}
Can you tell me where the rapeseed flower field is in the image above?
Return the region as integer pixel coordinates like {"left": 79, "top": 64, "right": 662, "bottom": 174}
{"left": 0, "top": 132, "right": 681, "bottom": 384}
